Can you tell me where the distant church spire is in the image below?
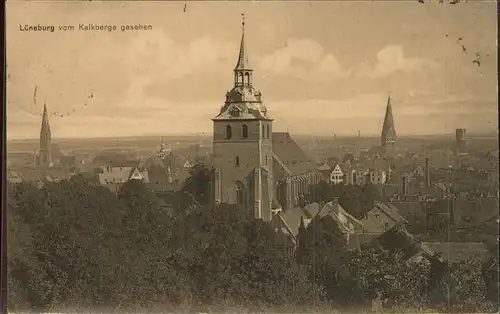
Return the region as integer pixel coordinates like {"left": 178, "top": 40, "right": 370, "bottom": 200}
{"left": 381, "top": 93, "right": 397, "bottom": 147}
{"left": 39, "top": 101, "right": 52, "bottom": 167}
{"left": 233, "top": 14, "right": 253, "bottom": 87}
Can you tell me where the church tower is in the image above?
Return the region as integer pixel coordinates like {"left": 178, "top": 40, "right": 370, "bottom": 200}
{"left": 38, "top": 102, "right": 52, "bottom": 168}
{"left": 212, "top": 16, "right": 274, "bottom": 222}
{"left": 381, "top": 94, "right": 397, "bottom": 153}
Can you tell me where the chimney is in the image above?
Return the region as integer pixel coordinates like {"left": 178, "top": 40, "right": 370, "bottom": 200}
{"left": 425, "top": 158, "right": 431, "bottom": 189}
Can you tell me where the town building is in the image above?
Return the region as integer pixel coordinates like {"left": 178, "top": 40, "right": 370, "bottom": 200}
{"left": 97, "top": 165, "right": 149, "bottom": 193}
{"left": 329, "top": 164, "right": 344, "bottom": 185}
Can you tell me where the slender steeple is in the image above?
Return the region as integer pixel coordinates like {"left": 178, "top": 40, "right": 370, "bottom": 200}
{"left": 39, "top": 101, "right": 52, "bottom": 167}
{"left": 233, "top": 14, "right": 253, "bottom": 87}
{"left": 213, "top": 15, "right": 269, "bottom": 121}
{"left": 381, "top": 93, "right": 397, "bottom": 147}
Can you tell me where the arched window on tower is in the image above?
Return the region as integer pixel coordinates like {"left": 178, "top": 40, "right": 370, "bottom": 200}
{"left": 244, "top": 72, "right": 250, "bottom": 85}
{"left": 225, "top": 125, "right": 232, "bottom": 139}
{"left": 236, "top": 181, "right": 245, "bottom": 206}
{"left": 235, "top": 156, "right": 240, "bottom": 167}
{"left": 266, "top": 125, "right": 270, "bottom": 139}
{"left": 242, "top": 124, "right": 248, "bottom": 138}
{"left": 262, "top": 124, "right": 265, "bottom": 139}
{"left": 238, "top": 72, "right": 244, "bottom": 85}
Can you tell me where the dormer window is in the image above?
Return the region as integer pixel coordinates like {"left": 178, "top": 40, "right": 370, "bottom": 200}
{"left": 231, "top": 110, "right": 241, "bottom": 117}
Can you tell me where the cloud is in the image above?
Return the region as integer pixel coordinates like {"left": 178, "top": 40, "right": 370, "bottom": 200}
{"left": 358, "top": 45, "right": 439, "bottom": 78}
{"left": 258, "top": 39, "right": 347, "bottom": 79}
{"left": 123, "top": 29, "right": 236, "bottom": 81}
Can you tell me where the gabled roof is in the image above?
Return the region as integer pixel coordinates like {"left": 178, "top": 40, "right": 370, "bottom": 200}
{"left": 361, "top": 202, "right": 406, "bottom": 234}
{"left": 272, "top": 153, "right": 293, "bottom": 176}
{"left": 272, "top": 132, "right": 316, "bottom": 176}
{"left": 302, "top": 202, "right": 321, "bottom": 219}
{"left": 277, "top": 207, "right": 308, "bottom": 238}
{"left": 317, "top": 201, "right": 364, "bottom": 233}
{"left": 376, "top": 202, "right": 406, "bottom": 223}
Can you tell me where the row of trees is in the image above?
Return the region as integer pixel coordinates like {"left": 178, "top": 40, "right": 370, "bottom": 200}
{"left": 7, "top": 174, "right": 498, "bottom": 312}
{"left": 7, "top": 177, "right": 325, "bottom": 312}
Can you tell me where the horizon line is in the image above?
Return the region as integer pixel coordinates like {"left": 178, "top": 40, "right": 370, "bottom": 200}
{"left": 6, "top": 131, "right": 499, "bottom": 142}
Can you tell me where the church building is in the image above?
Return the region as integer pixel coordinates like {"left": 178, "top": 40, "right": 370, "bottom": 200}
{"left": 211, "top": 17, "right": 321, "bottom": 222}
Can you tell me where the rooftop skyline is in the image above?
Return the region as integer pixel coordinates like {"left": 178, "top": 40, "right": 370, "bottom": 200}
{"left": 6, "top": 1, "right": 498, "bottom": 140}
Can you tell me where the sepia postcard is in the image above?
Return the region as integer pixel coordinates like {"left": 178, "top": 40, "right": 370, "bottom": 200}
{"left": 4, "top": 0, "right": 499, "bottom": 313}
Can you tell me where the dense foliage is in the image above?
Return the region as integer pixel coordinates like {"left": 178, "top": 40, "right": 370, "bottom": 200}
{"left": 7, "top": 177, "right": 325, "bottom": 312}
{"left": 7, "top": 174, "right": 498, "bottom": 313}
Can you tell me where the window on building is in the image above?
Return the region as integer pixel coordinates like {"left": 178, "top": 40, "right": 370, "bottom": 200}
{"left": 242, "top": 124, "right": 248, "bottom": 138}
{"left": 262, "top": 124, "right": 265, "bottom": 138}
{"left": 266, "top": 125, "right": 270, "bottom": 139}
{"left": 226, "top": 125, "right": 232, "bottom": 139}
{"left": 235, "top": 156, "right": 240, "bottom": 167}
{"left": 265, "top": 154, "right": 268, "bottom": 165}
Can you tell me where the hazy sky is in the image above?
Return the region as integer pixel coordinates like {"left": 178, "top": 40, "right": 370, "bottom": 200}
{"left": 6, "top": 1, "right": 498, "bottom": 139}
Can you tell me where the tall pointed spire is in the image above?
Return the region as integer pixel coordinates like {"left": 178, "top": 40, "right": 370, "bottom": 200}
{"left": 233, "top": 14, "right": 253, "bottom": 88}
{"left": 39, "top": 101, "right": 52, "bottom": 167}
{"left": 382, "top": 94, "right": 397, "bottom": 146}
{"left": 234, "top": 13, "right": 250, "bottom": 71}
{"left": 381, "top": 93, "right": 397, "bottom": 147}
